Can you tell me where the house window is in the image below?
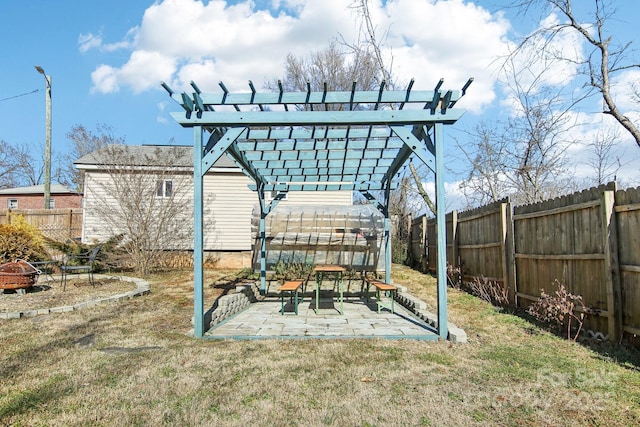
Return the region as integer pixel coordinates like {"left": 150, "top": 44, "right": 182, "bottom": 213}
{"left": 48, "top": 198, "right": 55, "bottom": 209}
{"left": 266, "top": 190, "right": 287, "bottom": 201}
{"left": 156, "top": 179, "right": 173, "bottom": 198}
{"left": 8, "top": 199, "right": 18, "bottom": 209}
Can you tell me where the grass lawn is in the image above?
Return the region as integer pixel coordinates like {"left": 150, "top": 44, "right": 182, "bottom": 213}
{"left": 1, "top": 265, "right": 639, "bottom": 426}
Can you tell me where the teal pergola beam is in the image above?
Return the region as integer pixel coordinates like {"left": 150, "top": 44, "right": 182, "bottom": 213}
{"left": 170, "top": 87, "right": 463, "bottom": 109}
{"left": 171, "top": 109, "right": 464, "bottom": 128}
{"left": 248, "top": 181, "right": 398, "bottom": 192}
{"left": 238, "top": 126, "right": 399, "bottom": 141}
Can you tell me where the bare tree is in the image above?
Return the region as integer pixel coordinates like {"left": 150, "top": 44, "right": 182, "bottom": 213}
{"left": 0, "top": 140, "right": 22, "bottom": 189}
{"left": 459, "top": 51, "right": 578, "bottom": 206}
{"left": 347, "top": 0, "right": 439, "bottom": 216}
{"left": 457, "top": 123, "right": 511, "bottom": 207}
{"left": 510, "top": 0, "right": 640, "bottom": 148}
{"left": 584, "top": 128, "right": 624, "bottom": 186}
{"left": 83, "top": 144, "right": 196, "bottom": 275}
{"left": 269, "top": 41, "right": 381, "bottom": 99}
{"left": 62, "top": 124, "right": 117, "bottom": 191}
{"left": 11, "top": 143, "right": 45, "bottom": 186}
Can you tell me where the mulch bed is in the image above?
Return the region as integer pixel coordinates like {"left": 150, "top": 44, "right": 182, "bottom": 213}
{"left": 0, "top": 277, "right": 136, "bottom": 313}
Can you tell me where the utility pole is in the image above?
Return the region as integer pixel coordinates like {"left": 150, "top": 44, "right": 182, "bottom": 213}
{"left": 35, "top": 65, "right": 52, "bottom": 209}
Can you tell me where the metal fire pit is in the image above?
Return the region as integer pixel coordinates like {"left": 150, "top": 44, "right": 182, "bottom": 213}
{"left": 0, "top": 260, "right": 41, "bottom": 293}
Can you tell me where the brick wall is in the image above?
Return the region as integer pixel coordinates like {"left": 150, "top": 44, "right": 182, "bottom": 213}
{"left": 0, "top": 194, "right": 82, "bottom": 210}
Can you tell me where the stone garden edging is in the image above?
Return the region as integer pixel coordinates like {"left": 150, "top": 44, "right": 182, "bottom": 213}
{"left": 0, "top": 275, "right": 150, "bottom": 320}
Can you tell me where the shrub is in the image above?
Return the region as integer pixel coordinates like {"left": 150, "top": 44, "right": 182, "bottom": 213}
{"left": 274, "top": 260, "right": 314, "bottom": 282}
{"left": 465, "top": 276, "right": 510, "bottom": 307}
{"left": 528, "top": 280, "right": 594, "bottom": 341}
{"left": 446, "top": 263, "right": 462, "bottom": 288}
{"left": 446, "top": 264, "right": 509, "bottom": 307}
{"left": 0, "top": 217, "right": 48, "bottom": 263}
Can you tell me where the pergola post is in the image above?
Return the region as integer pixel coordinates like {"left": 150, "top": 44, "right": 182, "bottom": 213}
{"left": 193, "top": 125, "right": 205, "bottom": 338}
{"left": 434, "top": 122, "right": 448, "bottom": 340}
{"left": 259, "top": 211, "right": 267, "bottom": 294}
{"left": 384, "top": 183, "right": 392, "bottom": 284}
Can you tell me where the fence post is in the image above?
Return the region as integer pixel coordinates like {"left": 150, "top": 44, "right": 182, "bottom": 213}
{"left": 502, "top": 199, "right": 517, "bottom": 306}
{"left": 602, "top": 190, "right": 622, "bottom": 342}
{"left": 450, "top": 210, "right": 459, "bottom": 270}
{"left": 422, "top": 215, "right": 427, "bottom": 272}
{"left": 67, "top": 209, "right": 73, "bottom": 239}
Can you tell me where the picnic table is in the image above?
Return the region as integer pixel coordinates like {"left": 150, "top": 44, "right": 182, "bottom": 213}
{"left": 313, "top": 265, "right": 346, "bottom": 315}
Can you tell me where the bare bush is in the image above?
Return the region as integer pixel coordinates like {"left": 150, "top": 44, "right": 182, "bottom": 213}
{"left": 528, "top": 280, "right": 593, "bottom": 341}
{"left": 465, "top": 276, "right": 510, "bottom": 308}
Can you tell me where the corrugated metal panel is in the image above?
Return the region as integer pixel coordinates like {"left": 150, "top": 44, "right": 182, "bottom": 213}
{"left": 281, "top": 191, "right": 352, "bottom": 206}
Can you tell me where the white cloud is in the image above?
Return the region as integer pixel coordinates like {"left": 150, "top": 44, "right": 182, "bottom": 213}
{"left": 78, "top": 32, "right": 102, "bottom": 53}
{"left": 90, "top": 64, "right": 120, "bottom": 94}
{"left": 157, "top": 101, "right": 168, "bottom": 124}
{"left": 78, "top": 28, "right": 136, "bottom": 53}
{"left": 87, "top": 0, "right": 511, "bottom": 101}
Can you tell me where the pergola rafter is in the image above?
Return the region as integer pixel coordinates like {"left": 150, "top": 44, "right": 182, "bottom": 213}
{"left": 164, "top": 78, "right": 472, "bottom": 340}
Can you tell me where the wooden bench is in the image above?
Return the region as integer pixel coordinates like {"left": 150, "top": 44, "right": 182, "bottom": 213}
{"left": 279, "top": 280, "right": 304, "bottom": 315}
{"left": 364, "top": 277, "right": 397, "bottom": 314}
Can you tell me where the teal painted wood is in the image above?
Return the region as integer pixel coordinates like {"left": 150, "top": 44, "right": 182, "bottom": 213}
{"left": 171, "top": 109, "right": 465, "bottom": 127}
{"left": 384, "top": 183, "right": 392, "bottom": 284}
{"left": 260, "top": 213, "right": 266, "bottom": 293}
{"left": 389, "top": 126, "right": 436, "bottom": 174}
{"left": 171, "top": 88, "right": 463, "bottom": 108}
{"left": 434, "top": 122, "right": 448, "bottom": 340}
{"left": 202, "top": 127, "right": 245, "bottom": 172}
{"left": 193, "top": 126, "right": 205, "bottom": 338}
{"left": 248, "top": 182, "right": 396, "bottom": 192}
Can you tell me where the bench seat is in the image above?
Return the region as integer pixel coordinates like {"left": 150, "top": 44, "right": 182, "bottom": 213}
{"left": 364, "top": 277, "right": 397, "bottom": 313}
{"left": 279, "top": 280, "right": 304, "bottom": 315}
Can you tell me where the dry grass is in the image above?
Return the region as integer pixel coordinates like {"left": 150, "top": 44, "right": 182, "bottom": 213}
{"left": 1, "top": 265, "right": 639, "bottom": 426}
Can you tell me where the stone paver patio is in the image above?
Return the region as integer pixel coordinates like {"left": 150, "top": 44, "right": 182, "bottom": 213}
{"left": 205, "top": 295, "right": 439, "bottom": 339}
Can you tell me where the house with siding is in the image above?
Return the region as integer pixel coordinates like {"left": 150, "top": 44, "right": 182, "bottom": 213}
{"left": 75, "top": 144, "right": 352, "bottom": 267}
{"left": 0, "top": 184, "right": 82, "bottom": 210}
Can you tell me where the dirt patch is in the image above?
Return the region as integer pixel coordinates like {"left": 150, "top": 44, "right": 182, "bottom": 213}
{"left": 0, "top": 276, "right": 137, "bottom": 313}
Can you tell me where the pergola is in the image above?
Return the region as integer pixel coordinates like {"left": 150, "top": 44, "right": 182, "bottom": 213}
{"left": 164, "top": 78, "right": 471, "bottom": 339}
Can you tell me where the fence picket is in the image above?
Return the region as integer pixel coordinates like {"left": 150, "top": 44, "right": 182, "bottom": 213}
{"left": 408, "top": 183, "right": 640, "bottom": 345}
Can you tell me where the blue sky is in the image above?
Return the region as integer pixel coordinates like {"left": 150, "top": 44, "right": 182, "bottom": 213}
{"left": 1, "top": 0, "right": 639, "bottom": 204}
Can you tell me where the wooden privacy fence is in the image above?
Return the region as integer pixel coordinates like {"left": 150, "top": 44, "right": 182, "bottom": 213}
{"left": 0, "top": 209, "right": 83, "bottom": 240}
{"left": 409, "top": 183, "right": 640, "bottom": 344}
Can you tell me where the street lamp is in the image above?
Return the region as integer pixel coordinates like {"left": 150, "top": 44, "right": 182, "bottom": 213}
{"left": 35, "top": 65, "right": 52, "bottom": 209}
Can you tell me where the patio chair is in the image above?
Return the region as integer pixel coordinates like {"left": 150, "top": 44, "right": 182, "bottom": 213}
{"left": 60, "top": 245, "right": 102, "bottom": 291}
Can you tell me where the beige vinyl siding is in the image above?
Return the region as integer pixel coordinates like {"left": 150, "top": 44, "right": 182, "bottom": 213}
{"left": 82, "top": 171, "right": 194, "bottom": 248}
{"left": 203, "top": 172, "right": 256, "bottom": 250}
{"left": 82, "top": 172, "right": 117, "bottom": 242}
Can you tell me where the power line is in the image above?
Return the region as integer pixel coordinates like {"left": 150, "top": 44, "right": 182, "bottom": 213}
{"left": 0, "top": 88, "right": 40, "bottom": 102}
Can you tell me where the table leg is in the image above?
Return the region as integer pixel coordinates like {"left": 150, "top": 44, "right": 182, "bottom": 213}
{"left": 338, "top": 272, "right": 344, "bottom": 314}
{"left": 315, "top": 272, "right": 320, "bottom": 314}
